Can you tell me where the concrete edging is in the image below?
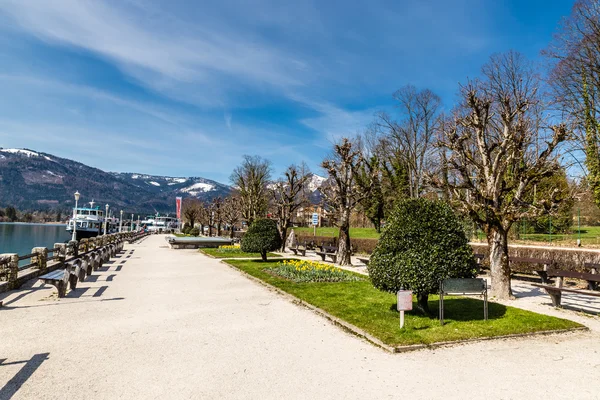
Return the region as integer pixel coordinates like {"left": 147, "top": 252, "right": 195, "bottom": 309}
{"left": 220, "top": 260, "right": 589, "bottom": 354}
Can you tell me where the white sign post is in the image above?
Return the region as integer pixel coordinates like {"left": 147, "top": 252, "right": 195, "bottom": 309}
{"left": 397, "top": 290, "right": 413, "bottom": 328}
{"left": 312, "top": 213, "right": 319, "bottom": 236}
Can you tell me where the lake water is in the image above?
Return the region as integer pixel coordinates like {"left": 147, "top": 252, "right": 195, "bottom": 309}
{"left": 0, "top": 222, "right": 70, "bottom": 256}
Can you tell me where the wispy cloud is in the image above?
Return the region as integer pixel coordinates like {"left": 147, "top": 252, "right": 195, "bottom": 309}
{"left": 0, "top": 0, "right": 570, "bottom": 183}
{"left": 0, "top": 0, "right": 310, "bottom": 107}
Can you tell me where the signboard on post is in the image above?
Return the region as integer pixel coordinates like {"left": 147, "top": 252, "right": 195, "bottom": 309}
{"left": 397, "top": 290, "right": 413, "bottom": 328}
{"left": 312, "top": 212, "right": 319, "bottom": 236}
{"left": 176, "top": 197, "right": 182, "bottom": 219}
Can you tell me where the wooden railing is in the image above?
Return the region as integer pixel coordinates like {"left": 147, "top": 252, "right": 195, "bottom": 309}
{"left": 0, "top": 231, "right": 148, "bottom": 291}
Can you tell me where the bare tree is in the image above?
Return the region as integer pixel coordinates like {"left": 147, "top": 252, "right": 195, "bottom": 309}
{"left": 321, "top": 138, "right": 375, "bottom": 265}
{"left": 377, "top": 85, "right": 441, "bottom": 198}
{"left": 230, "top": 155, "right": 272, "bottom": 225}
{"left": 182, "top": 198, "right": 202, "bottom": 229}
{"left": 546, "top": 0, "right": 600, "bottom": 206}
{"left": 222, "top": 194, "right": 242, "bottom": 238}
{"left": 432, "top": 51, "right": 568, "bottom": 299}
{"left": 269, "top": 163, "right": 311, "bottom": 251}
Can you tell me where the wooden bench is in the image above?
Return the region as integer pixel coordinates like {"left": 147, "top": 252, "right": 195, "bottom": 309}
{"left": 289, "top": 241, "right": 307, "bottom": 256}
{"left": 315, "top": 245, "right": 337, "bottom": 263}
{"left": 38, "top": 264, "right": 78, "bottom": 298}
{"left": 583, "top": 263, "right": 600, "bottom": 290}
{"left": 509, "top": 257, "right": 554, "bottom": 283}
{"left": 357, "top": 257, "right": 370, "bottom": 266}
{"left": 532, "top": 269, "right": 600, "bottom": 307}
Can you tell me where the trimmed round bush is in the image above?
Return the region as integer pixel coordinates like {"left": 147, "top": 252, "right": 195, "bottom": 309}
{"left": 368, "top": 198, "right": 476, "bottom": 314}
{"left": 182, "top": 225, "right": 192, "bottom": 235}
{"left": 241, "top": 219, "right": 282, "bottom": 261}
{"left": 189, "top": 227, "right": 200, "bottom": 236}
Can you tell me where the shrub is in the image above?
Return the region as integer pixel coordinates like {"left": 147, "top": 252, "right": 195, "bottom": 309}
{"left": 182, "top": 225, "right": 192, "bottom": 235}
{"left": 190, "top": 227, "right": 200, "bottom": 236}
{"left": 241, "top": 219, "right": 282, "bottom": 261}
{"left": 368, "top": 198, "right": 476, "bottom": 314}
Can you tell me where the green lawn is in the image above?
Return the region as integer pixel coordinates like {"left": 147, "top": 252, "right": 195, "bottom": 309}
{"left": 200, "top": 248, "right": 281, "bottom": 259}
{"left": 225, "top": 259, "right": 582, "bottom": 347}
{"left": 292, "top": 227, "right": 380, "bottom": 239}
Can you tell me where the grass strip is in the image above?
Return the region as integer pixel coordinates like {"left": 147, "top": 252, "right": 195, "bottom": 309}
{"left": 225, "top": 259, "right": 583, "bottom": 347}
{"left": 200, "top": 248, "right": 281, "bottom": 259}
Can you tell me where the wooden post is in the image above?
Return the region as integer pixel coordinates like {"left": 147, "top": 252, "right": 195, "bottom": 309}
{"left": 32, "top": 247, "right": 48, "bottom": 269}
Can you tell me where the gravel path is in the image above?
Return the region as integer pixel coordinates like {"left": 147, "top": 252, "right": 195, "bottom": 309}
{"left": 1, "top": 235, "right": 600, "bottom": 399}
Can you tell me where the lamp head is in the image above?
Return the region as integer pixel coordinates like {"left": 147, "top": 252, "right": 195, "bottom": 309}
{"left": 74, "top": 191, "right": 80, "bottom": 201}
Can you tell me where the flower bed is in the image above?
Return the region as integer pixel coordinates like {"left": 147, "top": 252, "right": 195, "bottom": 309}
{"left": 216, "top": 245, "right": 241, "bottom": 253}
{"left": 266, "top": 260, "right": 363, "bottom": 283}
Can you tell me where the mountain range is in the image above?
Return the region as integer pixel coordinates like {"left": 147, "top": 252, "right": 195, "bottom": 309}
{"left": 0, "top": 148, "right": 326, "bottom": 213}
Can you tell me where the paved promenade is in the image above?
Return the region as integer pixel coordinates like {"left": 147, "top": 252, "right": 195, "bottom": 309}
{"left": 2, "top": 235, "right": 600, "bottom": 399}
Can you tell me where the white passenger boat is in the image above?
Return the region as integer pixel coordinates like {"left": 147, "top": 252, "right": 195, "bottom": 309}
{"left": 140, "top": 214, "right": 179, "bottom": 233}
{"left": 66, "top": 200, "right": 106, "bottom": 240}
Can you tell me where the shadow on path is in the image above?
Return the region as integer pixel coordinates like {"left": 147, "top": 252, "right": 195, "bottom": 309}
{"left": 0, "top": 353, "right": 49, "bottom": 399}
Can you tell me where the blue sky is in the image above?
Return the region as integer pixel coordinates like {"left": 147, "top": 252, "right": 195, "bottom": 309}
{"left": 0, "top": 0, "right": 573, "bottom": 184}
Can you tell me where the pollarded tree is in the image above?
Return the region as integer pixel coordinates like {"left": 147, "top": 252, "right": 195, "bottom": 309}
{"left": 222, "top": 194, "right": 242, "bottom": 238}
{"left": 241, "top": 218, "right": 282, "bottom": 261}
{"left": 321, "top": 138, "right": 375, "bottom": 265}
{"left": 269, "top": 163, "right": 311, "bottom": 251}
{"left": 182, "top": 198, "right": 202, "bottom": 229}
{"left": 230, "top": 155, "right": 272, "bottom": 225}
{"left": 211, "top": 197, "right": 224, "bottom": 237}
{"left": 432, "top": 51, "right": 568, "bottom": 299}
{"left": 369, "top": 198, "right": 476, "bottom": 314}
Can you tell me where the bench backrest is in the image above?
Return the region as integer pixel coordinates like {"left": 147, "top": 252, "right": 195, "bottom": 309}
{"left": 547, "top": 269, "right": 600, "bottom": 282}
{"left": 509, "top": 257, "right": 553, "bottom": 265}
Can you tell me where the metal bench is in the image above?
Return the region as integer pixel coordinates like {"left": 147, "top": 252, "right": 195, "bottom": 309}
{"left": 315, "top": 245, "right": 337, "bottom": 263}
{"left": 439, "top": 278, "right": 488, "bottom": 325}
{"left": 532, "top": 269, "right": 600, "bottom": 307}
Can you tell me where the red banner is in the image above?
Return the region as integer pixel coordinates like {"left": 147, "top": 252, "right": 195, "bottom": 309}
{"left": 176, "top": 197, "right": 182, "bottom": 219}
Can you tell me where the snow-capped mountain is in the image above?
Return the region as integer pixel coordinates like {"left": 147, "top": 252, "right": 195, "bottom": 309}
{"left": 0, "top": 148, "right": 230, "bottom": 212}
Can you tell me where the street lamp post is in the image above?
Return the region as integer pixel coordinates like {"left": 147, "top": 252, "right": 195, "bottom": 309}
{"left": 137, "top": 215, "right": 140, "bottom": 231}
{"left": 119, "top": 210, "right": 123, "bottom": 233}
{"left": 104, "top": 204, "right": 109, "bottom": 235}
{"left": 71, "top": 191, "right": 80, "bottom": 242}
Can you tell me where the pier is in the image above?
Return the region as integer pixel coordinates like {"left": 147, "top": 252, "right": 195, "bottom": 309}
{"left": 2, "top": 235, "right": 600, "bottom": 398}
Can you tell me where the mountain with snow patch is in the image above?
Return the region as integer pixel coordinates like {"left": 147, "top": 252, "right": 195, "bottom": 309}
{"left": 0, "top": 148, "right": 230, "bottom": 212}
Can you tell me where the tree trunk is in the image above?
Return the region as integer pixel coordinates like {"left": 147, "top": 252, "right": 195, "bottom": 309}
{"left": 488, "top": 226, "right": 513, "bottom": 299}
{"left": 415, "top": 293, "right": 430, "bottom": 315}
{"left": 337, "top": 209, "right": 352, "bottom": 266}
{"left": 280, "top": 225, "right": 288, "bottom": 252}
{"left": 229, "top": 226, "right": 234, "bottom": 239}
{"left": 217, "top": 224, "right": 221, "bottom": 237}
{"left": 261, "top": 250, "right": 267, "bottom": 262}
{"left": 209, "top": 224, "right": 213, "bottom": 237}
